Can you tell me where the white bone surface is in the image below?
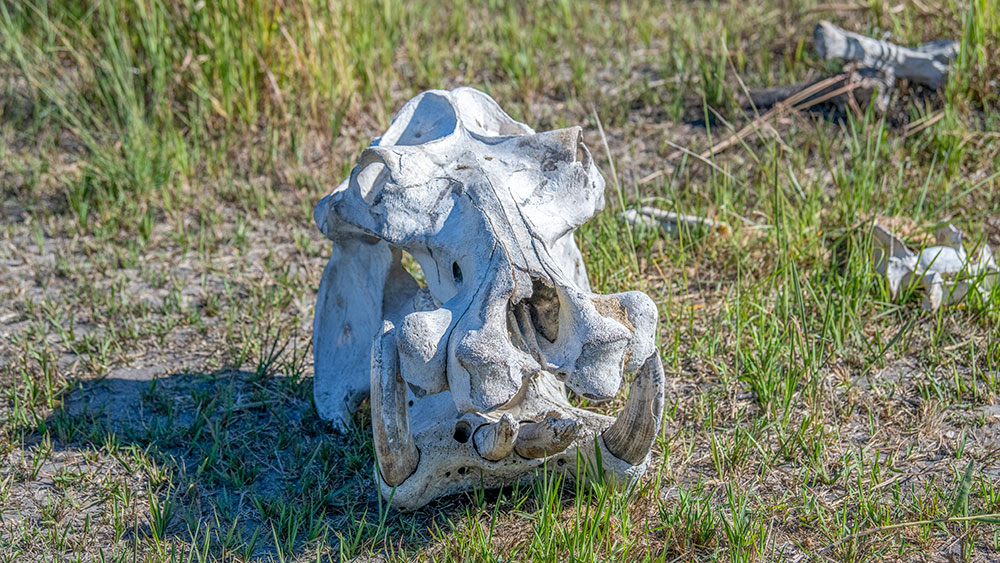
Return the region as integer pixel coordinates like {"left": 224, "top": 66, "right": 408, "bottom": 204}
{"left": 872, "top": 223, "right": 997, "bottom": 311}
{"left": 313, "top": 87, "right": 665, "bottom": 508}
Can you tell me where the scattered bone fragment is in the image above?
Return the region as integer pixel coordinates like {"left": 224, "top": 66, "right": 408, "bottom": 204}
{"left": 623, "top": 206, "right": 730, "bottom": 237}
{"left": 812, "top": 21, "right": 959, "bottom": 113}
{"left": 739, "top": 22, "right": 957, "bottom": 117}
{"left": 312, "top": 87, "right": 665, "bottom": 509}
{"left": 871, "top": 223, "right": 998, "bottom": 311}
{"left": 814, "top": 21, "right": 958, "bottom": 90}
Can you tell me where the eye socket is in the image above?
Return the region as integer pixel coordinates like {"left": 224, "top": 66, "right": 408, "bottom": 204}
{"left": 452, "top": 261, "right": 463, "bottom": 287}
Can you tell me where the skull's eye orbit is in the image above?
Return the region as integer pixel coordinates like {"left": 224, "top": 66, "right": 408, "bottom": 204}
{"left": 452, "top": 262, "right": 463, "bottom": 287}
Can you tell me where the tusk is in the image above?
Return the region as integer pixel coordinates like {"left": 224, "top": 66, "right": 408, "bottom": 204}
{"left": 473, "top": 413, "right": 519, "bottom": 461}
{"left": 602, "top": 351, "right": 665, "bottom": 465}
{"left": 514, "top": 416, "right": 580, "bottom": 459}
{"left": 371, "top": 322, "right": 419, "bottom": 486}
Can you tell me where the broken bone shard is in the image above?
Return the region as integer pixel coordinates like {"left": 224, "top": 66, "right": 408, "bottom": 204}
{"left": 623, "top": 206, "right": 730, "bottom": 237}
{"left": 872, "top": 223, "right": 998, "bottom": 311}
{"left": 312, "top": 87, "right": 665, "bottom": 509}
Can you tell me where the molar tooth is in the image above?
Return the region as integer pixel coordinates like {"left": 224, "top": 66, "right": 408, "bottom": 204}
{"left": 602, "top": 352, "right": 665, "bottom": 465}
{"left": 514, "top": 416, "right": 580, "bottom": 459}
{"left": 371, "top": 323, "right": 419, "bottom": 486}
{"left": 473, "top": 414, "right": 519, "bottom": 461}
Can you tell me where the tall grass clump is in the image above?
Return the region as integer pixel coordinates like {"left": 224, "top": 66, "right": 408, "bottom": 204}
{"left": 0, "top": 0, "right": 415, "bottom": 234}
{"left": 950, "top": 0, "right": 999, "bottom": 113}
{"left": 934, "top": 0, "right": 1000, "bottom": 162}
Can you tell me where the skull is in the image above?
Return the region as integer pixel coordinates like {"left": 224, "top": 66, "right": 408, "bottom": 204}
{"left": 313, "top": 87, "right": 665, "bottom": 509}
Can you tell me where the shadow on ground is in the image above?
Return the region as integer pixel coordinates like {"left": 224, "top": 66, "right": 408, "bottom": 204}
{"left": 39, "top": 366, "right": 472, "bottom": 559}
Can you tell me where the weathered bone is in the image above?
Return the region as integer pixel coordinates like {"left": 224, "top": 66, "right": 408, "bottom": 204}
{"left": 313, "top": 87, "right": 666, "bottom": 509}
{"left": 623, "top": 207, "right": 731, "bottom": 238}
{"left": 812, "top": 21, "right": 959, "bottom": 112}
{"left": 814, "top": 21, "right": 958, "bottom": 90}
{"left": 733, "top": 22, "right": 959, "bottom": 120}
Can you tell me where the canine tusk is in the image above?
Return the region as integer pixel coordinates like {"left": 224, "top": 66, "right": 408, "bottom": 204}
{"left": 602, "top": 352, "right": 665, "bottom": 465}
{"left": 371, "top": 322, "right": 419, "bottom": 486}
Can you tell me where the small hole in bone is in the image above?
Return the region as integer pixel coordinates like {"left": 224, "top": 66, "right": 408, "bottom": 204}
{"left": 452, "top": 262, "right": 463, "bottom": 287}
{"left": 457, "top": 467, "right": 468, "bottom": 475}
{"left": 557, "top": 459, "right": 566, "bottom": 467}
{"left": 453, "top": 420, "right": 472, "bottom": 443}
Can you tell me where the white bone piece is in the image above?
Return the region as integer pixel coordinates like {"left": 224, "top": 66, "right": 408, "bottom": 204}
{"left": 312, "top": 87, "right": 666, "bottom": 509}
{"left": 872, "top": 223, "right": 998, "bottom": 311}
{"left": 623, "top": 206, "right": 731, "bottom": 237}
{"left": 814, "top": 21, "right": 958, "bottom": 90}
{"left": 814, "top": 21, "right": 959, "bottom": 112}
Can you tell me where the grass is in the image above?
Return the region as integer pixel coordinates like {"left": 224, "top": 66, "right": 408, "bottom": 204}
{"left": 1, "top": 0, "right": 999, "bottom": 560}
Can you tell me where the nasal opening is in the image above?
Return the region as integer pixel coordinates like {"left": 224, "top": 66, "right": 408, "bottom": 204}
{"left": 506, "top": 276, "right": 562, "bottom": 367}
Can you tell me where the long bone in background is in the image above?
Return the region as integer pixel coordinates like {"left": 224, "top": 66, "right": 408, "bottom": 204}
{"left": 743, "top": 21, "right": 958, "bottom": 115}
{"left": 312, "top": 87, "right": 665, "bottom": 509}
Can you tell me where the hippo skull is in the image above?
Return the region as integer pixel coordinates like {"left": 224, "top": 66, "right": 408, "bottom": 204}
{"left": 313, "top": 87, "right": 665, "bottom": 509}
